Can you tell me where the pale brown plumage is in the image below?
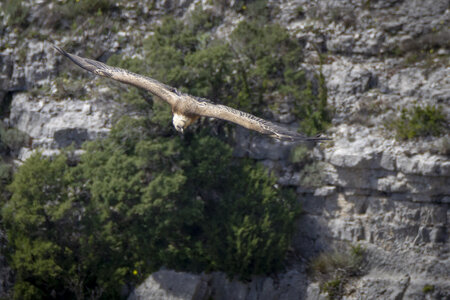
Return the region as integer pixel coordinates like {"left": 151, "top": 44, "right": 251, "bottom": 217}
{"left": 54, "top": 46, "right": 330, "bottom": 142}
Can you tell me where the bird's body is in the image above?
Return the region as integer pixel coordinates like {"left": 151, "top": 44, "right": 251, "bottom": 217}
{"left": 54, "top": 46, "right": 330, "bottom": 142}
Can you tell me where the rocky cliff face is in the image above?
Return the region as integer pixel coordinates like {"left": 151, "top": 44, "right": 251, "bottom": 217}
{"left": 1, "top": 0, "right": 449, "bottom": 299}
{"left": 10, "top": 93, "right": 120, "bottom": 160}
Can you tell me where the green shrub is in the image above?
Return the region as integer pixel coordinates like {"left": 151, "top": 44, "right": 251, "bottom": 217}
{"left": 0, "top": 125, "right": 29, "bottom": 153}
{"left": 3, "top": 111, "right": 299, "bottom": 297}
{"left": 3, "top": 0, "right": 29, "bottom": 28}
{"left": 53, "top": 75, "right": 88, "bottom": 101}
{"left": 290, "top": 145, "right": 310, "bottom": 164}
{"left": 299, "top": 162, "right": 325, "bottom": 188}
{"left": 187, "top": 4, "right": 221, "bottom": 32}
{"left": 56, "top": 0, "right": 114, "bottom": 25}
{"left": 311, "top": 244, "right": 366, "bottom": 300}
{"left": 422, "top": 284, "right": 434, "bottom": 293}
{"left": 321, "top": 278, "right": 342, "bottom": 300}
{"left": 390, "top": 105, "right": 446, "bottom": 140}
{"left": 0, "top": 124, "right": 29, "bottom": 193}
{"left": 0, "top": 160, "right": 12, "bottom": 185}
{"left": 231, "top": 19, "right": 330, "bottom": 133}
{"left": 36, "top": 0, "right": 116, "bottom": 30}
{"left": 238, "top": 0, "right": 275, "bottom": 22}
{"left": 290, "top": 145, "right": 326, "bottom": 188}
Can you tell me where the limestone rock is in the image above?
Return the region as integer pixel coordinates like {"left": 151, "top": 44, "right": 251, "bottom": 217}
{"left": 8, "top": 93, "right": 121, "bottom": 160}
{"left": 351, "top": 274, "right": 411, "bottom": 300}
{"left": 128, "top": 270, "right": 209, "bottom": 300}
{"left": 23, "top": 41, "right": 58, "bottom": 88}
{"left": 128, "top": 269, "right": 309, "bottom": 300}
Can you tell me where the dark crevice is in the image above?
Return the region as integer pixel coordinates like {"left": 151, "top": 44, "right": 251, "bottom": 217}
{"left": 0, "top": 91, "right": 14, "bottom": 118}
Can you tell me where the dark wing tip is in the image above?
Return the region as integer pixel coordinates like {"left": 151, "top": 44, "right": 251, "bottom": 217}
{"left": 281, "top": 134, "right": 332, "bottom": 143}
{"left": 304, "top": 134, "right": 332, "bottom": 142}
{"left": 53, "top": 45, "right": 76, "bottom": 63}
{"left": 53, "top": 45, "right": 107, "bottom": 75}
{"left": 52, "top": 44, "right": 66, "bottom": 56}
{"left": 269, "top": 125, "right": 331, "bottom": 142}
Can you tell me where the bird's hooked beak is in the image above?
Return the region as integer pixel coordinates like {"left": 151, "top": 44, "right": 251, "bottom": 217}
{"left": 173, "top": 113, "right": 189, "bottom": 134}
{"left": 176, "top": 126, "right": 184, "bottom": 134}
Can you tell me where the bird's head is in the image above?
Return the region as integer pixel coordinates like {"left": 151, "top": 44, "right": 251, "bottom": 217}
{"left": 172, "top": 113, "right": 191, "bottom": 134}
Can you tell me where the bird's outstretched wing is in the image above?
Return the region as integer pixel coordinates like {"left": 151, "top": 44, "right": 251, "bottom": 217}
{"left": 53, "top": 46, "right": 178, "bottom": 106}
{"left": 194, "top": 98, "right": 330, "bottom": 142}
{"left": 55, "top": 46, "right": 330, "bottom": 142}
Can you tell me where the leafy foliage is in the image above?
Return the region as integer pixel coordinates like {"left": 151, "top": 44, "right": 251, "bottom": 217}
{"left": 290, "top": 145, "right": 326, "bottom": 188}
{"left": 47, "top": 0, "right": 116, "bottom": 30}
{"left": 109, "top": 5, "right": 330, "bottom": 136}
{"left": 2, "top": 0, "right": 115, "bottom": 30}
{"left": 3, "top": 0, "right": 30, "bottom": 28}
{"left": 0, "top": 126, "right": 28, "bottom": 154}
{"left": 3, "top": 110, "right": 299, "bottom": 298}
{"left": 389, "top": 105, "right": 447, "bottom": 140}
{"left": 0, "top": 123, "right": 29, "bottom": 197}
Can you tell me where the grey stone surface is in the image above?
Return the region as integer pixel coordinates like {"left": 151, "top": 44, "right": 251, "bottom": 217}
{"left": 233, "top": 126, "right": 296, "bottom": 161}
{"left": 128, "top": 270, "right": 209, "bottom": 300}
{"left": 128, "top": 270, "right": 309, "bottom": 300}
{"left": 8, "top": 93, "right": 120, "bottom": 160}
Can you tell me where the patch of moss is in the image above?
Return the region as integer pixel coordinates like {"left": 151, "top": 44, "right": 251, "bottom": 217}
{"left": 422, "top": 284, "right": 434, "bottom": 293}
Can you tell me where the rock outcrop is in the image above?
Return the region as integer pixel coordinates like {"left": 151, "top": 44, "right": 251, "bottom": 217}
{"left": 128, "top": 269, "right": 309, "bottom": 300}
{"left": 128, "top": 270, "right": 210, "bottom": 300}
{"left": 9, "top": 92, "right": 121, "bottom": 160}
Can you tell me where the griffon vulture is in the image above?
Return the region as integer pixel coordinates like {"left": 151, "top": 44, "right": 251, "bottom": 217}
{"left": 54, "top": 46, "right": 329, "bottom": 142}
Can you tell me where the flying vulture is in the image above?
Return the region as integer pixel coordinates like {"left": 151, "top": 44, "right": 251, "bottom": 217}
{"left": 54, "top": 46, "right": 329, "bottom": 142}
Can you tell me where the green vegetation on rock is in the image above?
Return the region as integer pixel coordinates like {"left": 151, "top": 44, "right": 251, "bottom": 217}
{"left": 311, "top": 244, "right": 366, "bottom": 300}
{"left": 3, "top": 0, "right": 30, "bottom": 28}
{"left": 3, "top": 112, "right": 299, "bottom": 299}
{"left": 1, "top": 2, "right": 330, "bottom": 298}
{"left": 0, "top": 122, "right": 29, "bottom": 199}
{"left": 108, "top": 5, "right": 331, "bottom": 136}
{"left": 389, "top": 105, "right": 447, "bottom": 140}
{"left": 422, "top": 284, "right": 435, "bottom": 294}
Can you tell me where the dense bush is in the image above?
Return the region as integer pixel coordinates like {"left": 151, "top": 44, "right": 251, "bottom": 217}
{"left": 389, "top": 105, "right": 446, "bottom": 140}
{"left": 0, "top": 123, "right": 29, "bottom": 197}
{"left": 2, "top": 113, "right": 299, "bottom": 299}
{"left": 3, "top": 0, "right": 30, "bottom": 28}
{"left": 2, "top": 0, "right": 115, "bottom": 30}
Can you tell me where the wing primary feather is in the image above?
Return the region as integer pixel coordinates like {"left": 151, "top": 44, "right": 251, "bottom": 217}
{"left": 53, "top": 45, "right": 177, "bottom": 106}
{"left": 196, "top": 101, "right": 330, "bottom": 142}
{"left": 53, "top": 45, "right": 111, "bottom": 76}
